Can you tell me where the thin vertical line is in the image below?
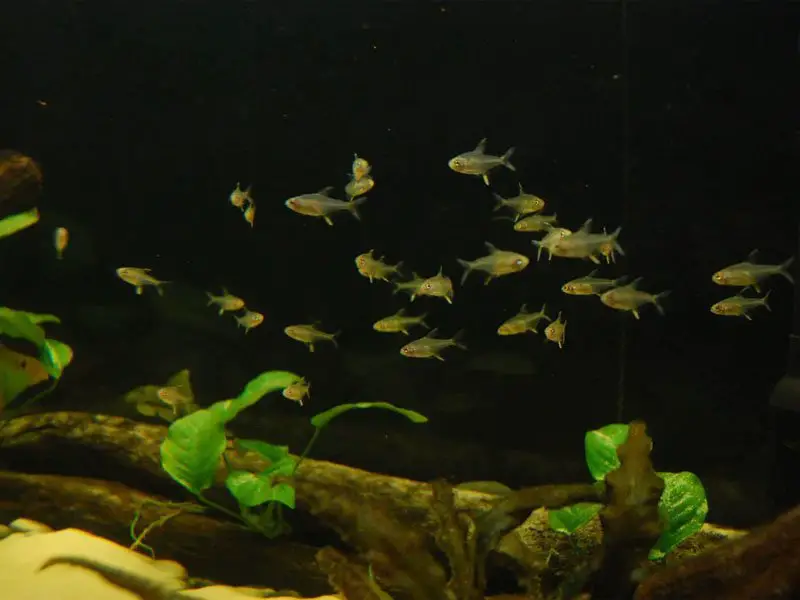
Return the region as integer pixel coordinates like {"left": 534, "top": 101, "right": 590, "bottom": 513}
{"left": 616, "top": 0, "right": 630, "bottom": 423}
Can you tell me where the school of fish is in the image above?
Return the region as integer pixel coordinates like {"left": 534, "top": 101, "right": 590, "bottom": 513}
{"left": 57, "top": 140, "right": 791, "bottom": 411}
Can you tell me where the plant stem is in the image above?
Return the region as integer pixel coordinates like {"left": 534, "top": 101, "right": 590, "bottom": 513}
{"left": 292, "top": 426, "right": 322, "bottom": 475}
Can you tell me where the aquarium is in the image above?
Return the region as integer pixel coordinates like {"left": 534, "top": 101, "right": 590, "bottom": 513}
{"left": 0, "top": 1, "right": 797, "bottom": 599}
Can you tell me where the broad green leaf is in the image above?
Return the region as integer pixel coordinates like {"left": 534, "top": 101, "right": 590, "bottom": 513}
{"left": 585, "top": 423, "right": 630, "bottom": 481}
{"left": 160, "top": 409, "right": 227, "bottom": 494}
{"left": 548, "top": 503, "right": 603, "bottom": 534}
{"left": 237, "top": 439, "right": 291, "bottom": 464}
{"left": 310, "top": 401, "right": 428, "bottom": 429}
{"left": 0, "top": 208, "right": 40, "bottom": 239}
{"left": 267, "top": 482, "right": 295, "bottom": 509}
{"left": 17, "top": 311, "right": 61, "bottom": 326}
{"left": 39, "top": 339, "right": 73, "bottom": 379}
{"left": 210, "top": 370, "right": 300, "bottom": 423}
{"left": 237, "top": 370, "right": 301, "bottom": 409}
{"left": 649, "top": 471, "right": 708, "bottom": 560}
{"left": 260, "top": 456, "right": 297, "bottom": 479}
{"left": 0, "top": 308, "right": 47, "bottom": 347}
{"left": 226, "top": 471, "right": 275, "bottom": 508}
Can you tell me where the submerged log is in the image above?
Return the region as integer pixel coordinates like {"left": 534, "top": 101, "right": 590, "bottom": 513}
{"left": 0, "top": 470, "right": 329, "bottom": 594}
{"left": 0, "top": 411, "right": 745, "bottom": 595}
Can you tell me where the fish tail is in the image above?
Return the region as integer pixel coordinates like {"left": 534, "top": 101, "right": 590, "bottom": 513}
{"left": 348, "top": 197, "right": 368, "bottom": 221}
{"left": 456, "top": 258, "right": 474, "bottom": 285}
{"left": 419, "top": 313, "right": 430, "bottom": 329}
{"left": 492, "top": 194, "right": 507, "bottom": 211}
{"left": 779, "top": 256, "right": 795, "bottom": 284}
{"left": 330, "top": 332, "right": 340, "bottom": 348}
{"left": 761, "top": 290, "right": 773, "bottom": 312}
{"left": 393, "top": 261, "right": 405, "bottom": 275}
{"left": 451, "top": 329, "right": 468, "bottom": 350}
{"left": 205, "top": 292, "right": 214, "bottom": 306}
{"left": 501, "top": 147, "right": 516, "bottom": 171}
{"left": 609, "top": 226, "right": 625, "bottom": 255}
{"left": 653, "top": 290, "right": 671, "bottom": 315}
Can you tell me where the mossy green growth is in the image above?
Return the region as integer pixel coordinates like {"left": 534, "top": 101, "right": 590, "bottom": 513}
{"left": 548, "top": 423, "right": 708, "bottom": 560}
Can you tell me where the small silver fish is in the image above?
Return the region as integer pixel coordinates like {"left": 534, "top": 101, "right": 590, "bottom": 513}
{"left": 712, "top": 250, "right": 794, "bottom": 292}
{"left": 400, "top": 329, "right": 466, "bottom": 361}
{"left": 285, "top": 186, "right": 366, "bottom": 226}
{"left": 600, "top": 278, "right": 669, "bottom": 319}
{"left": 116, "top": 267, "right": 169, "bottom": 296}
{"left": 710, "top": 292, "right": 771, "bottom": 320}
{"left": 448, "top": 138, "right": 516, "bottom": 186}
{"left": 457, "top": 242, "right": 529, "bottom": 285}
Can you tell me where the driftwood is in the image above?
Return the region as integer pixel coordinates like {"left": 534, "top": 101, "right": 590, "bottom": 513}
{"left": 0, "top": 412, "right": 747, "bottom": 597}
{"left": 0, "top": 470, "right": 329, "bottom": 593}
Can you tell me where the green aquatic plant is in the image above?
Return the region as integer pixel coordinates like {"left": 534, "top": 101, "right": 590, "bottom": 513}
{"left": 0, "top": 207, "right": 39, "bottom": 239}
{"left": 548, "top": 422, "right": 708, "bottom": 560}
{"left": 159, "top": 370, "right": 428, "bottom": 538}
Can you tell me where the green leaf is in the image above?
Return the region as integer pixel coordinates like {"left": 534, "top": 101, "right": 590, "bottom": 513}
{"left": 160, "top": 409, "right": 227, "bottom": 494}
{"left": 548, "top": 503, "right": 603, "bottom": 534}
{"left": 0, "top": 208, "right": 40, "bottom": 240}
{"left": 310, "top": 401, "right": 429, "bottom": 429}
{"left": 225, "top": 469, "right": 296, "bottom": 509}
{"left": 584, "top": 423, "right": 630, "bottom": 481}
{"left": 39, "top": 339, "right": 73, "bottom": 379}
{"left": 649, "top": 471, "right": 708, "bottom": 560}
{"left": 237, "top": 370, "right": 301, "bottom": 409}
{"left": 226, "top": 471, "right": 275, "bottom": 508}
{"left": 260, "top": 456, "right": 297, "bottom": 479}
{"left": 237, "top": 439, "right": 291, "bottom": 464}
{"left": 210, "top": 370, "right": 301, "bottom": 423}
{"left": 0, "top": 308, "right": 47, "bottom": 347}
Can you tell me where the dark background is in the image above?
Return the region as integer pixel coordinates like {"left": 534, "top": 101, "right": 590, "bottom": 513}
{"left": 1, "top": 0, "right": 797, "bottom": 525}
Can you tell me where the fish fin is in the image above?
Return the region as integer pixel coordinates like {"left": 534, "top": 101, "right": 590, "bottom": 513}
{"left": 420, "top": 314, "right": 429, "bottom": 329}
{"left": 451, "top": 329, "right": 467, "bottom": 350}
{"left": 587, "top": 269, "right": 599, "bottom": 277}
{"left": 747, "top": 249, "right": 759, "bottom": 262}
{"left": 753, "top": 282, "right": 761, "bottom": 293}
{"left": 318, "top": 186, "right": 334, "bottom": 196}
{"left": 433, "top": 354, "right": 446, "bottom": 362}
{"left": 330, "top": 332, "right": 340, "bottom": 349}
{"left": 518, "top": 183, "right": 525, "bottom": 194}
{"left": 428, "top": 327, "right": 440, "bottom": 338}
{"left": 492, "top": 194, "right": 507, "bottom": 211}
{"left": 629, "top": 277, "right": 643, "bottom": 289}
{"left": 324, "top": 216, "right": 334, "bottom": 226}
{"left": 780, "top": 256, "right": 795, "bottom": 284}
{"left": 632, "top": 309, "right": 641, "bottom": 320}
{"left": 484, "top": 241, "right": 499, "bottom": 253}
{"left": 474, "top": 138, "right": 487, "bottom": 152}
{"left": 762, "top": 290, "right": 772, "bottom": 312}
{"left": 744, "top": 312, "right": 753, "bottom": 321}
{"left": 653, "top": 291, "right": 671, "bottom": 315}
{"left": 218, "top": 308, "right": 224, "bottom": 316}
{"left": 206, "top": 292, "right": 215, "bottom": 306}
{"left": 520, "top": 303, "right": 528, "bottom": 313}
{"left": 577, "top": 218, "right": 593, "bottom": 234}
{"left": 501, "top": 147, "right": 516, "bottom": 171}
{"left": 456, "top": 258, "right": 474, "bottom": 285}
{"left": 393, "top": 260, "right": 404, "bottom": 274}
{"left": 589, "top": 255, "right": 601, "bottom": 264}
{"left": 348, "top": 196, "right": 367, "bottom": 220}
{"left": 614, "top": 275, "right": 629, "bottom": 286}
{"left": 482, "top": 174, "right": 490, "bottom": 186}
{"left": 135, "top": 286, "right": 143, "bottom": 295}
{"left": 395, "top": 307, "right": 407, "bottom": 316}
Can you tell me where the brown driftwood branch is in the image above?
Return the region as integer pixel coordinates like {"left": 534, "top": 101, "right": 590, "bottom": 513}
{"left": 0, "top": 470, "right": 329, "bottom": 594}
{"left": 0, "top": 412, "right": 746, "bottom": 597}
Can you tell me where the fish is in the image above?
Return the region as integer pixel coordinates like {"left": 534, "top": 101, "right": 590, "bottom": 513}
{"left": 544, "top": 311, "right": 567, "bottom": 349}
{"left": 600, "top": 278, "right": 670, "bottom": 319}
{"left": 243, "top": 201, "right": 256, "bottom": 227}
{"left": 283, "top": 377, "right": 311, "bottom": 405}
{"left": 513, "top": 214, "right": 559, "bottom": 233}
{"left": 345, "top": 175, "right": 375, "bottom": 199}
{"left": 156, "top": 385, "right": 194, "bottom": 417}
{"left": 230, "top": 182, "right": 252, "bottom": 209}
{"left": 351, "top": 154, "right": 372, "bottom": 181}
{"left": 710, "top": 292, "right": 771, "bottom": 320}
{"left": 492, "top": 184, "right": 546, "bottom": 218}
{"left": 392, "top": 272, "right": 427, "bottom": 300}
{"left": 597, "top": 227, "right": 619, "bottom": 264}
{"left": 456, "top": 242, "right": 530, "bottom": 285}
{"left": 53, "top": 227, "right": 68, "bottom": 260}
{"left": 562, "top": 270, "right": 628, "bottom": 296}
{"left": 284, "top": 324, "right": 339, "bottom": 352}
{"left": 355, "top": 250, "right": 403, "bottom": 283}
{"left": 399, "top": 328, "right": 466, "bottom": 361}
{"left": 234, "top": 310, "right": 265, "bottom": 333}
{"left": 447, "top": 138, "right": 516, "bottom": 186}
{"left": 416, "top": 267, "right": 455, "bottom": 303}
{"left": 116, "top": 267, "right": 169, "bottom": 296}
{"left": 712, "top": 250, "right": 794, "bottom": 292}
{"left": 497, "top": 303, "right": 551, "bottom": 335}
{"left": 206, "top": 288, "right": 246, "bottom": 315}
{"left": 372, "top": 308, "right": 429, "bottom": 335}
{"left": 285, "top": 186, "right": 366, "bottom": 226}
{"left": 532, "top": 226, "right": 572, "bottom": 261}
{"left": 549, "top": 218, "right": 624, "bottom": 264}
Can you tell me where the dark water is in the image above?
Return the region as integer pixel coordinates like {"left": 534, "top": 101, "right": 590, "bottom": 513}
{"left": 1, "top": 2, "right": 797, "bottom": 525}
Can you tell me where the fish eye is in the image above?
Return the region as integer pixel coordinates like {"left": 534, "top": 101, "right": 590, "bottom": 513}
{"left": 514, "top": 259, "right": 524, "bottom": 267}
{"left": 452, "top": 159, "right": 462, "bottom": 167}
{"left": 423, "top": 282, "right": 433, "bottom": 290}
